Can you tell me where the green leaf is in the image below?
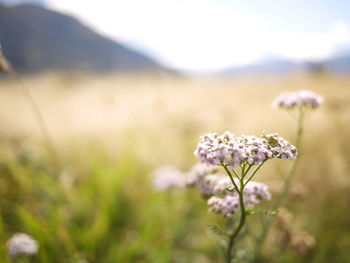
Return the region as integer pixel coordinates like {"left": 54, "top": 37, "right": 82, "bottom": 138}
{"left": 246, "top": 208, "right": 278, "bottom": 215}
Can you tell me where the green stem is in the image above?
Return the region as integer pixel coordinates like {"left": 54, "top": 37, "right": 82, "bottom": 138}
{"left": 251, "top": 107, "right": 305, "bottom": 262}
{"left": 244, "top": 162, "right": 265, "bottom": 186}
{"left": 223, "top": 161, "right": 265, "bottom": 262}
{"left": 231, "top": 168, "right": 241, "bottom": 180}
{"left": 226, "top": 175, "right": 246, "bottom": 263}
{"left": 243, "top": 164, "right": 253, "bottom": 180}
{"left": 221, "top": 164, "right": 240, "bottom": 192}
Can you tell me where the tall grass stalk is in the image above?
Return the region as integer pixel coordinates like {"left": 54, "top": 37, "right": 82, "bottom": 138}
{"left": 0, "top": 45, "right": 60, "bottom": 170}
{"left": 252, "top": 107, "right": 305, "bottom": 262}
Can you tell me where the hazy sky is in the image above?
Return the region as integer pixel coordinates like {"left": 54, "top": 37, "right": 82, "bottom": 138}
{"left": 9, "top": 0, "right": 350, "bottom": 71}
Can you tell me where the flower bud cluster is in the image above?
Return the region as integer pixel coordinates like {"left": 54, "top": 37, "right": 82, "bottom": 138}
{"left": 272, "top": 90, "right": 323, "bottom": 109}
{"left": 194, "top": 132, "right": 297, "bottom": 168}
{"left": 207, "top": 180, "right": 271, "bottom": 217}
{"left": 7, "top": 233, "right": 38, "bottom": 258}
{"left": 152, "top": 166, "right": 186, "bottom": 191}
{"left": 187, "top": 165, "right": 271, "bottom": 217}
{"left": 186, "top": 164, "right": 218, "bottom": 187}
{"left": 243, "top": 181, "right": 272, "bottom": 206}
{"left": 208, "top": 195, "right": 240, "bottom": 217}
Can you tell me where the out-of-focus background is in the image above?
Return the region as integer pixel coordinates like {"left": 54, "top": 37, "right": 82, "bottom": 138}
{"left": 0, "top": 0, "right": 349, "bottom": 262}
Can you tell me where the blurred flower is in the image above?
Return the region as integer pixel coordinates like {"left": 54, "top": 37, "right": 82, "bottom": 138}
{"left": 272, "top": 90, "right": 323, "bottom": 109}
{"left": 276, "top": 207, "right": 294, "bottom": 244}
{"left": 186, "top": 163, "right": 217, "bottom": 186}
{"left": 187, "top": 162, "right": 272, "bottom": 203}
{"left": 207, "top": 180, "right": 271, "bottom": 217}
{"left": 194, "top": 174, "right": 223, "bottom": 197}
{"left": 152, "top": 165, "right": 186, "bottom": 191}
{"left": 194, "top": 131, "right": 296, "bottom": 168}
{"left": 244, "top": 181, "right": 271, "bottom": 205}
{"left": 7, "top": 233, "right": 38, "bottom": 258}
{"left": 208, "top": 195, "right": 240, "bottom": 217}
{"left": 291, "top": 231, "right": 316, "bottom": 256}
{"left": 212, "top": 176, "right": 234, "bottom": 195}
{"left": 276, "top": 208, "right": 316, "bottom": 256}
{"left": 208, "top": 182, "right": 271, "bottom": 217}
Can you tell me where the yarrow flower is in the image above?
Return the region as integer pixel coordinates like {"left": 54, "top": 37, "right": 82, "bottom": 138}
{"left": 186, "top": 164, "right": 218, "bottom": 186}
{"left": 193, "top": 131, "right": 297, "bottom": 168}
{"left": 7, "top": 233, "right": 38, "bottom": 258}
{"left": 151, "top": 166, "right": 186, "bottom": 191}
{"left": 207, "top": 180, "right": 271, "bottom": 217}
{"left": 272, "top": 90, "right": 323, "bottom": 109}
{"left": 186, "top": 165, "right": 271, "bottom": 217}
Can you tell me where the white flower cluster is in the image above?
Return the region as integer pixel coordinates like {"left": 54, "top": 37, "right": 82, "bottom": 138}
{"left": 207, "top": 180, "right": 271, "bottom": 217}
{"left": 272, "top": 90, "right": 323, "bottom": 109}
{"left": 262, "top": 133, "right": 297, "bottom": 160}
{"left": 152, "top": 166, "right": 186, "bottom": 191}
{"left": 7, "top": 233, "right": 38, "bottom": 258}
{"left": 194, "top": 131, "right": 297, "bottom": 168}
{"left": 186, "top": 164, "right": 218, "bottom": 186}
{"left": 187, "top": 166, "right": 271, "bottom": 217}
{"left": 186, "top": 165, "right": 232, "bottom": 197}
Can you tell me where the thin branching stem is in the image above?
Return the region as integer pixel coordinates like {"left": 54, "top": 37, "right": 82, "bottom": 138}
{"left": 243, "top": 164, "right": 253, "bottom": 179}
{"left": 244, "top": 162, "right": 265, "bottom": 187}
{"left": 224, "top": 161, "right": 265, "bottom": 262}
{"left": 221, "top": 163, "right": 240, "bottom": 193}
{"left": 251, "top": 108, "right": 305, "bottom": 262}
{"left": 226, "top": 177, "right": 246, "bottom": 263}
{"left": 231, "top": 167, "right": 241, "bottom": 180}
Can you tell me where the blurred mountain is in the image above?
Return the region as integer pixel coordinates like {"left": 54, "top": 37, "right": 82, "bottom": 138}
{"left": 223, "top": 56, "right": 350, "bottom": 75}
{"left": 0, "top": 4, "right": 165, "bottom": 73}
{"left": 0, "top": 0, "right": 44, "bottom": 6}
{"left": 223, "top": 58, "right": 304, "bottom": 75}
{"left": 324, "top": 55, "right": 350, "bottom": 73}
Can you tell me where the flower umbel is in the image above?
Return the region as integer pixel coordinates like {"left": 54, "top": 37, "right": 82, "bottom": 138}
{"left": 194, "top": 131, "right": 297, "bottom": 168}
{"left": 207, "top": 180, "right": 271, "bottom": 218}
{"left": 192, "top": 131, "right": 297, "bottom": 263}
{"left": 7, "top": 233, "right": 38, "bottom": 258}
{"left": 272, "top": 90, "right": 323, "bottom": 109}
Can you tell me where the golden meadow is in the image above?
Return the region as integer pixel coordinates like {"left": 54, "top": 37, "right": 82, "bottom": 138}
{"left": 0, "top": 73, "right": 349, "bottom": 262}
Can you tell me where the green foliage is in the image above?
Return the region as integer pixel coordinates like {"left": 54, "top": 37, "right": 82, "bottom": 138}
{"left": 1, "top": 139, "right": 349, "bottom": 263}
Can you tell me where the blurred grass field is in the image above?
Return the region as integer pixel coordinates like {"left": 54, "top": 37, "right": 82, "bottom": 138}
{"left": 0, "top": 73, "right": 350, "bottom": 262}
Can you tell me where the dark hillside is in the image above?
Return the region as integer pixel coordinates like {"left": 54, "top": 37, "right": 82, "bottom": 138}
{"left": 0, "top": 4, "right": 164, "bottom": 73}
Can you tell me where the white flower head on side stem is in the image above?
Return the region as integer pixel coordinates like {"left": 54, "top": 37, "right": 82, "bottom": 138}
{"left": 7, "top": 233, "right": 38, "bottom": 258}
{"left": 272, "top": 90, "right": 323, "bottom": 109}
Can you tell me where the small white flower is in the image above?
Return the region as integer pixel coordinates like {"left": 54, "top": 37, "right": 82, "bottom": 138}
{"left": 194, "top": 132, "right": 297, "bottom": 168}
{"left": 272, "top": 90, "right": 323, "bottom": 109}
{"left": 244, "top": 181, "right": 272, "bottom": 204}
{"left": 7, "top": 233, "right": 38, "bottom": 258}
{"left": 262, "top": 133, "right": 297, "bottom": 160}
{"left": 212, "top": 177, "right": 235, "bottom": 195}
{"left": 152, "top": 166, "right": 186, "bottom": 191}
{"left": 195, "top": 174, "right": 223, "bottom": 197}
{"left": 207, "top": 180, "right": 271, "bottom": 217}
{"left": 186, "top": 164, "right": 217, "bottom": 186}
{"left": 207, "top": 195, "right": 241, "bottom": 218}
